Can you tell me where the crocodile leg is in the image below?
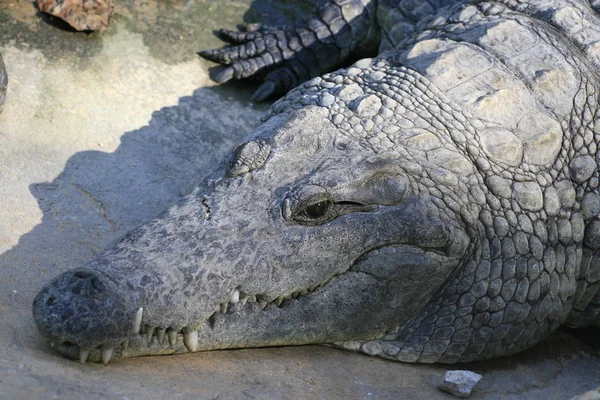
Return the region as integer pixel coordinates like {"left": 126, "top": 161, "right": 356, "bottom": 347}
{"left": 377, "top": 0, "right": 461, "bottom": 51}
{"left": 199, "top": 0, "right": 379, "bottom": 101}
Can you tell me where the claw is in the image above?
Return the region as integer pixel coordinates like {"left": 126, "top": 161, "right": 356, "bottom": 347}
{"left": 214, "top": 66, "right": 234, "bottom": 83}
{"left": 198, "top": 49, "right": 223, "bottom": 63}
{"left": 215, "top": 28, "right": 255, "bottom": 44}
{"left": 238, "top": 22, "right": 262, "bottom": 32}
{"left": 252, "top": 80, "right": 277, "bottom": 102}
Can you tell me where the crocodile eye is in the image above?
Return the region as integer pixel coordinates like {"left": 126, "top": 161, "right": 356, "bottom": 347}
{"left": 289, "top": 196, "right": 335, "bottom": 225}
{"left": 303, "top": 200, "right": 330, "bottom": 219}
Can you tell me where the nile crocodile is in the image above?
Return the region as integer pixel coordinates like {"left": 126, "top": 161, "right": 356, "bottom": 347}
{"left": 33, "top": 0, "right": 600, "bottom": 364}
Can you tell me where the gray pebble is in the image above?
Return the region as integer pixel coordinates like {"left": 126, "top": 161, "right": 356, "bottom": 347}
{"left": 439, "top": 370, "right": 482, "bottom": 398}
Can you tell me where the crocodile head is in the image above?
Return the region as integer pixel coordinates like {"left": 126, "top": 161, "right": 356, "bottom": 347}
{"left": 32, "top": 99, "right": 475, "bottom": 363}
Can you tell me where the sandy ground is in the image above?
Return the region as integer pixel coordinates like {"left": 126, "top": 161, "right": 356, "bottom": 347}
{"left": 0, "top": 1, "right": 599, "bottom": 399}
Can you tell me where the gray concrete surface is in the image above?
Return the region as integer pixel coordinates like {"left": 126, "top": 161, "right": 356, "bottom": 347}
{"left": 0, "top": 1, "right": 598, "bottom": 399}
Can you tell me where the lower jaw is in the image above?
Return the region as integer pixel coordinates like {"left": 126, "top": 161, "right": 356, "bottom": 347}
{"left": 54, "top": 333, "right": 190, "bottom": 363}
{"left": 53, "top": 299, "right": 344, "bottom": 364}
{"left": 51, "top": 268, "right": 404, "bottom": 364}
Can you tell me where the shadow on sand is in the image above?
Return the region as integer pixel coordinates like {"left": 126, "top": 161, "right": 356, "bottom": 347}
{"left": 0, "top": 83, "right": 268, "bottom": 303}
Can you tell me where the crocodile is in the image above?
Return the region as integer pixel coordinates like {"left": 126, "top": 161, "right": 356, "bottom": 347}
{"left": 33, "top": 0, "right": 600, "bottom": 364}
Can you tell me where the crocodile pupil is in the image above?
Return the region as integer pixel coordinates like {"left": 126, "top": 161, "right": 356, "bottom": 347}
{"left": 304, "top": 201, "right": 329, "bottom": 219}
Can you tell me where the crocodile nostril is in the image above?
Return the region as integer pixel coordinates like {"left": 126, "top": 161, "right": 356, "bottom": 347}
{"left": 69, "top": 270, "right": 106, "bottom": 295}
{"left": 91, "top": 277, "right": 104, "bottom": 291}
{"left": 46, "top": 296, "right": 56, "bottom": 306}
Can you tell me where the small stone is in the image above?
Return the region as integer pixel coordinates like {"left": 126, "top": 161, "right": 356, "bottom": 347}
{"left": 439, "top": 370, "right": 482, "bottom": 398}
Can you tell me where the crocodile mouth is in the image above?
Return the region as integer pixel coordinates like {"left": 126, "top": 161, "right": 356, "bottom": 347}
{"left": 50, "top": 271, "right": 345, "bottom": 364}
{"left": 44, "top": 241, "right": 461, "bottom": 364}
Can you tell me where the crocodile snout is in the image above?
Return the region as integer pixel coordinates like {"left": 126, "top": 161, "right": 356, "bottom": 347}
{"left": 33, "top": 268, "right": 138, "bottom": 362}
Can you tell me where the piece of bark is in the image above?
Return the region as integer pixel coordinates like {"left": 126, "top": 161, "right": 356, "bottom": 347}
{"left": 37, "top": 0, "right": 114, "bottom": 31}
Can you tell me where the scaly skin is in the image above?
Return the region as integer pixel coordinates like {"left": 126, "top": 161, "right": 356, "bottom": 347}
{"left": 33, "top": 0, "right": 600, "bottom": 364}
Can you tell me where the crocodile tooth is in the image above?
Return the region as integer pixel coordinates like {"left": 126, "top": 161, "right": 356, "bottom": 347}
{"left": 101, "top": 346, "right": 113, "bottom": 364}
{"left": 300, "top": 289, "right": 308, "bottom": 295}
{"left": 184, "top": 331, "right": 198, "bottom": 352}
{"left": 240, "top": 296, "right": 248, "bottom": 305}
{"left": 146, "top": 327, "right": 155, "bottom": 346}
{"left": 258, "top": 300, "right": 267, "bottom": 309}
{"left": 156, "top": 328, "right": 166, "bottom": 344}
{"left": 284, "top": 294, "right": 292, "bottom": 300}
{"left": 220, "top": 302, "right": 228, "bottom": 313}
{"left": 291, "top": 292, "right": 299, "bottom": 298}
{"left": 274, "top": 297, "right": 283, "bottom": 306}
{"left": 168, "top": 330, "right": 178, "bottom": 347}
{"left": 121, "top": 339, "right": 129, "bottom": 352}
{"left": 133, "top": 307, "right": 143, "bottom": 334}
{"left": 230, "top": 290, "right": 240, "bottom": 303}
{"left": 79, "top": 349, "right": 90, "bottom": 364}
{"left": 50, "top": 342, "right": 55, "bottom": 348}
{"left": 247, "top": 295, "right": 256, "bottom": 303}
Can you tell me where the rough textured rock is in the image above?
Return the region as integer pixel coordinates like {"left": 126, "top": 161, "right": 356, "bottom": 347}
{"left": 37, "top": 0, "right": 114, "bottom": 31}
{"left": 28, "top": 0, "right": 600, "bottom": 378}
{"left": 440, "top": 370, "right": 482, "bottom": 398}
